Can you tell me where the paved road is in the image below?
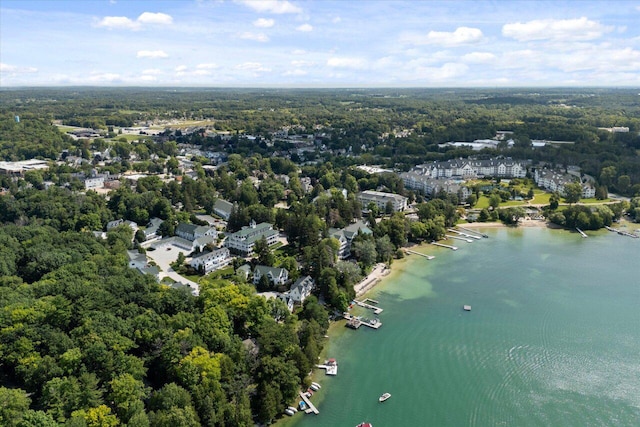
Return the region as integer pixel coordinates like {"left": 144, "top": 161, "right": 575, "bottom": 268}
{"left": 142, "top": 241, "right": 200, "bottom": 295}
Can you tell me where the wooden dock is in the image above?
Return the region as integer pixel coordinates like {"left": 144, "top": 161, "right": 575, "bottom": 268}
{"left": 457, "top": 226, "right": 489, "bottom": 238}
{"left": 448, "top": 229, "right": 482, "bottom": 240}
{"left": 445, "top": 234, "right": 473, "bottom": 243}
{"left": 299, "top": 391, "right": 319, "bottom": 414}
{"left": 354, "top": 299, "right": 383, "bottom": 314}
{"left": 605, "top": 226, "right": 639, "bottom": 238}
{"left": 431, "top": 242, "right": 458, "bottom": 250}
{"left": 404, "top": 249, "right": 435, "bottom": 259}
{"left": 576, "top": 227, "right": 588, "bottom": 238}
{"left": 343, "top": 313, "right": 382, "bottom": 329}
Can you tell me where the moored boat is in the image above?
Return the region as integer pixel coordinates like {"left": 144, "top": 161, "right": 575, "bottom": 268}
{"left": 463, "top": 305, "right": 471, "bottom": 311}
{"left": 356, "top": 423, "right": 373, "bottom": 427}
{"left": 379, "top": 392, "right": 391, "bottom": 402}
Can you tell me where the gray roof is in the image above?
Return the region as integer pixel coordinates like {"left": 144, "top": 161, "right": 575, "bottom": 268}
{"left": 214, "top": 199, "right": 234, "bottom": 215}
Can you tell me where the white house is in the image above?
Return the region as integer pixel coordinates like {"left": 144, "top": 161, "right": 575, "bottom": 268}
{"left": 329, "top": 220, "right": 373, "bottom": 259}
{"left": 253, "top": 265, "right": 289, "bottom": 287}
{"left": 189, "top": 247, "right": 232, "bottom": 274}
{"left": 287, "top": 276, "right": 315, "bottom": 304}
{"left": 213, "top": 199, "right": 234, "bottom": 220}
{"left": 176, "top": 223, "right": 218, "bottom": 242}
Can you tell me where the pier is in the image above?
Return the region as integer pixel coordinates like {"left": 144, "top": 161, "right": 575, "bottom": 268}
{"left": 354, "top": 299, "right": 383, "bottom": 314}
{"left": 576, "top": 227, "right": 588, "bottom": 238}
{"left": 431, "top": 241, "right": 458, "bottom": 250}
{"left": 343, "top": 313, "right": 382, "bottom": 329}
{"left": 299, "top": 391, "right": 319, "bottom": 414}
{"left": 445, "top": 234, "right": 474, "bottom": 243}
{"left": 457, "top": 226, "right": 489, "bottom": 238}
{"left": 605, "top": 226, "right": 639, "bottom": 238}
{"left": 404, "top": 249, "right": 435, "bottom": 259}
{"left": 448, "top": 228, "right": 482, "bottom": 240}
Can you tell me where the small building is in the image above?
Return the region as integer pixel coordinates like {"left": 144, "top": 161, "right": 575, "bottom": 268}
{"left": 143, "top": 217, "right": 164, "bottom": 241}
{"left": 236, "top": 264, "right": 252, "bottom": 281}
{"left": 189, "top": 247, "right": 232, "bottom": 274}
{"left": 253, "top": 265, "right": 289, "bottom": 287}
{"left": 329, "top": 220, "right": 373, "bottom": 259}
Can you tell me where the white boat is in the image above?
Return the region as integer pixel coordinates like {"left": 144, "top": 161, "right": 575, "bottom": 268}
{"left": 284, "top": 408, "right": 294, "bottom": 416}
{"left": 463, "top": 305, "right": 471, "bottom": 311}
{"left": 287, "top": 406, "right": 298, "bottom": 413}
{"left": 311, "top": 381, "right": 322, "bottom": 389}
{"left": 309, "top": 383, "right": 319, "bottom": 391}
{"left": 379, "top": 392, "right": 391, "bottom": 402}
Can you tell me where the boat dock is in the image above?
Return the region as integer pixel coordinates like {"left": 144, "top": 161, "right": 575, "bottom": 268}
{"left": 343, "top": 313, "right": 382, "bottom": 329}
{"left": 448, "top": 228, "right": 482, "bottom": 240}
{"left": 576, "top": 227, "right": 588, "bottom": 238}
{"left": 354, "top": 299, "right": 384, "bottom": 314}
{"left": 445, "top": 234, "right": 474, "bottom": 243}
{"left": 404, "top": 249, "right": 435, "bottom": 259}
{"left": 457, "top": 226, "right": 489, "bottom": 238}
{"left": 431, "top": 242, "right": 458, "bottom": 250}
{"left": 605, "top": 226, "right": 639, "bottom": 238}
{"left": 299, "top": 391, "right": 319, "bottom": 414}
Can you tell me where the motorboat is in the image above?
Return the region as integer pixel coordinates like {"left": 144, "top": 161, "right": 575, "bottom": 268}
{"left": 379, "top": 392, "right": 391, "bottom": 402}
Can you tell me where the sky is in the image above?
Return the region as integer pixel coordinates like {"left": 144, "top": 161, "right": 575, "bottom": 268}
{"left": 1, "top": 0, "right": 640, "bottom": 87}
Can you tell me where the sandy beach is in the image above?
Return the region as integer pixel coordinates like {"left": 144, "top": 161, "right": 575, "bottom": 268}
{"left": 353, "top": 262, "right": 390, "bottom": 297}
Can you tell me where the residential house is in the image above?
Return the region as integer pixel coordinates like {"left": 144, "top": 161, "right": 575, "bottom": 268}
{"left": 287, "top": 276, "right": 315, "bottom": 304}
{"left": 143, "top": 217, "right": 163, "bottom": 241}
{"left": 213, "top": 199, "right": 234, "bottom": 220}
{"left": 253, "top": 265, "right": 289, "bottom": 287}
{"left": 126, "top": 250, "right": 160, "bottom": 281}
{"left": 175, "top": 223, "right": 218, "bottom": 241}
{"left": 329, "top": 220, "right": 373, "bottom": 259}
{"left": 189, "top": 247, "right": 232, "bottom": 274}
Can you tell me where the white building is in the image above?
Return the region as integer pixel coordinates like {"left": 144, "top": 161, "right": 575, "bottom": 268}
{"left": 407, "top": 158, "right": 527, "bottom": 180}
{"left": 253, "top": 265, "right": 289, "bottom": 287}
{"left": 224, "top": 220, "right": 279, "bottom": 256}
{"left": 189, "top": 247, "right": 232, "bottom": 274}
{"left": 357, "top": 190, "right": 408, "bottom": 212}
{"left": 175, "top": 223, "right": 218, "bottom": 242}
{"left": 286, "top": 275, "right": 315, "bottom": 304}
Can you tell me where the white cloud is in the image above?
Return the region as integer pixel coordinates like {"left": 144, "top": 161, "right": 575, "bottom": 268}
{"left": 292, "top": 49, "right": 307, "bottom": 55}
{"left": 137, "top": 12, "right": 173, "bottom": 25}
{"left": 253, "top": 18, "right": 275, "bottom": 28}
{"left": 137, "top": 50, "right": 169, "bottom": 59}
{"left": 197, "top": 63, "right": 218, "bottom": 69}
{"left": 175, "top": 65, "right": 188, "bottom": 72}
{"left": 296, "top": 23, "right": 313, "bottom": 32}
{"left": 284, "top": 69, "right": 307, "bottom": 76}
{"left": 401, "top": 27, "right": 483, "bottom": 46}
{"left": 142, "top": 68, "right": 162, "bottom": 75}
{"left": 0, "top": 63, "right": 38, "bottom": 73}
{"left": 140, "top": 75, "right": 157, "bottom": 82}
{"left": 236, "top": 0, "right": 302, "bottom": 14}
{"left": 291, "top": 60, "right": 314, "bottom": 67}
{"left": 96, "top": 16, "right": 138, "bottom": 30}
{"left": 236, "top": 62, "right": 271, "bottom": 72}
{"left": 96, "top": 11, "right": 173, "bottom": 30}
{"left": 413, "top": 62, "right": 469, "bottom": 81}
{"left": 239, "top": 32, "right": 269, "bottom": 42}
{"left": 327, "top": 57, "right": 366, "bottom": 69}
{"left": 88, "top": 72, "right": 121, "bottom": 82}
{"left": 194, "top": 69, "right": 212, "bottom": 76}
{"left": 502, "top": 17, "right": 612, "bottom": 42}
{"left": 461, "top": 52, "right": 496, "bottom": 63}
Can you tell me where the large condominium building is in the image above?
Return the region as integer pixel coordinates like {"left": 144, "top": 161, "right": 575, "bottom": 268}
{"left": 534, "top": 169, "right": 596, "bottom": 199}
{"left": 224, "top": 220, "right": 279, "bottom": 256}
{"left": 357, "top": 190, "right": 408, "bottom": 212}
{"left": 409, "top": 158, "right": 527, "bottom": 180}
{"left": 189, "top": 247, "right": 232, "bottom": 274}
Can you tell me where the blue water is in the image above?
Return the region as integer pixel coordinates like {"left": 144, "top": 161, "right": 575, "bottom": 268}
{"left": 288, "top": 227, "right": 640, "bottom": 427}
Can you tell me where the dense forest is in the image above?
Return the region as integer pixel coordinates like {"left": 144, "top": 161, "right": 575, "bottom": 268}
{"left": 0, "top": 88, "right": 639, "bottom": 426}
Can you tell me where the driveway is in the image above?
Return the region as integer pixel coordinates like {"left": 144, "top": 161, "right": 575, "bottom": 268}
{"left": 144, "top": 242, "right": 201, "bottom": 295}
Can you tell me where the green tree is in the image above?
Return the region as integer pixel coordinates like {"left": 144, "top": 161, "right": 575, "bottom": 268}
{"left": 563, "top": 182, "right": 583, "bottom": 205}
{"left": 0, "top": 387, "right": 31, "bottom": 427}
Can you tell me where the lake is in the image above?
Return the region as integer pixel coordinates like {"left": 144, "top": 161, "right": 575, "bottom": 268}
{"left": 288, "top": 226, "right": 640, "bottom": 427}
